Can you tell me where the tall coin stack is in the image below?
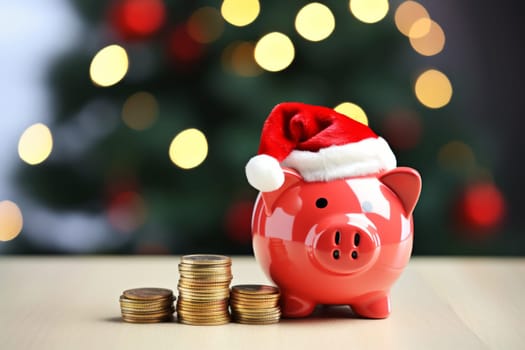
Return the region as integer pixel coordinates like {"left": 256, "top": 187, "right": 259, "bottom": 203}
{"left": 230, "top": 285, "right": 281, "bottom": 324}
{"left": 120, "top": 288, "right": 175, "bottom": 323}
{"left": 176, "top": 254, "right": 232, "bottom": 325}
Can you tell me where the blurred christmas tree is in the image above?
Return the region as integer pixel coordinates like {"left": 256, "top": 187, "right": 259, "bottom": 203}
{"left": 7, "top": 0, "right": 515, "bottom": 254}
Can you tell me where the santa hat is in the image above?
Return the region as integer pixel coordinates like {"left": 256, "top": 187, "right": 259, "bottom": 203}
{"left": 245, "top": 102, "right": 397, "bottom": 192}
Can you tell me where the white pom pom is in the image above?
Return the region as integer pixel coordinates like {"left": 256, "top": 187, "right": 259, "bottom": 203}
{"left": 245, "top": 154, "right": 284, "bottom": 192}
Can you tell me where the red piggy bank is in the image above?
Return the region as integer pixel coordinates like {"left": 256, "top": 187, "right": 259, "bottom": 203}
{"left": 251, "top": 167, "right": 421, "bottom": 318}
{"left": 246, "top": 102, "right": 422, "bottom": 318}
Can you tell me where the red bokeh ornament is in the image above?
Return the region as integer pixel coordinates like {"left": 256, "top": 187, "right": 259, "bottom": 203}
{"left": 109, "top": 0, "right": 166, "bottom": 40}
{"left": 224, "top": 200, "right": 254, "bottom": 244}
{"left": 107, "top": 190, "right": 148, "bottom": 233}
{"left": 456, "top": 182, "right": 506, "bottom": 235}
{"left": 381, "top": 109, "right": 423, "bottom": 151}
{"left": 167, "top": 24, "right": 205, "bottom": 67}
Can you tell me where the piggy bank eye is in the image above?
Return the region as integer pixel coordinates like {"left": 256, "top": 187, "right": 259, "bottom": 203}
{"left": 315, "top": 197, "right": 328, "bottom": 208}
{"left": 361, "top": 200, "right": 373, "bottom": 213}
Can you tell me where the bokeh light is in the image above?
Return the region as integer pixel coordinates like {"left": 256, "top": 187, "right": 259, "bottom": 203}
{"left": 18, "top": 123, "right": 53, "bottom": 165}
{"left": 222, "top": 41, "right": 262, "bottom": 77}
{"left": 394, "top": 1, "right": 430, "bottom": 38}
{"left": 122, "top": 91, "right": 159, "bottom": 130}
{"left": 224, "top": 200, "right": 254, "bottom": 244}
{"left": 110, "top": 0, "right": 166, "bottom": 39}
{"left": 169, "top": 24, "right": 204, "bottom": 65}
{"left": 107, "top": 191, "right": 147, "bottom": 233}
{"left": 349, "top": 0, "right": 389, "bottom": 24}
{"left": 0, "top": 200, "right": 23, "bottom": 242}
{"left": 254, "top": 32, "right": 295, "bottom": 72}
{"left": 295, "top": 2, "right": 335, "bottom": 42}
{"left": 438, "top": 141, "right": 476, "bottom": 170}
{"left": 187, "top": 6, "right": 224, "bottom": 44}
{"left": 409, "top": 19, "right": 445, "bottom": 56}
{"left": 89, "top": 44, "right": 129, "bottom": 87}
{"left": 169, "top": 128, "right": 208, "bottom": 169}
{"left": 334, "top": 102, "right": 368, "bottom": 125}
{"left": 221, "top": 0, "right": 260, "bottom": 27}
{"left": 460, "top": 182, "right": 506, "bottom": 231}
{"left": 381, "top": 109, "right": 422, "bottom": 150}
{"left": 414, "top": 69, "right": 453, "bottom": 108}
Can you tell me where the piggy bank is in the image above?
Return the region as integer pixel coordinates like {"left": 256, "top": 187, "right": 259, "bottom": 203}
{"left": 251, "top": 166, "right": 421, "bottom": 318}
{"left": 246, "top": 102, "right": 422, "bottom": 318}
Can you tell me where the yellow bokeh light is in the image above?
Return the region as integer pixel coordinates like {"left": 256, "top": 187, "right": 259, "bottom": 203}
{"left": 295, "top": 2, "right": 335, "bottom": 42}
{"left": 187, "top": 7, "right": 224, "bottom": 44}
{"left": 408, "top": 17, "right": 432, "bottom": 39}
{"left": 415, "top": 69, "right": 453, "bottom": 109}
{"left": 349, "top": 0, "right": 389, "bottom": 24}
{"left": 169, "top": 128, "right": 208, "bottom": 169}
{"left": 394, "top": 1, "right": 430, "bottom": 38}
{"left": 254, "top": 32, "right": 295, "bottom": 72}
{"left": 122, "top": 92, "right": 159, "bottom": 131}
{"left": 89, "top": 44, "right": 129, "bottom": 87}
{"left": 18, "top": 123, "right": 53, "bottom": 165}
{"left": 334, "top": 102, "right": 368, "bottom": 125}
{"left": 221, "top": 0, "right": 260, "bottom": 27}
{"left": 409, "top": 19, "right": 445, "bottom": 56}
{"left": 0, "top": 200, "right": 23, "bottom": 242}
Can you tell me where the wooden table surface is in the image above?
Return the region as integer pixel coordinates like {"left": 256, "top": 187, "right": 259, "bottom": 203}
{"left": 0, "top": 256, "right": 523, "bottom": 350}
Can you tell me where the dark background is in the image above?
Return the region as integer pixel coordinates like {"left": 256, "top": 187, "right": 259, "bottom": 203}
{"left": 1, "top": 0, "right": 524, "bottom": 255}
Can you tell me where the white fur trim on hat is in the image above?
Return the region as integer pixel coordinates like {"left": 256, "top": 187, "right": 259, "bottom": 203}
{"left": 246, "top": 154, "right": 285, "bottom": 192}
{"left": 281, "top": 137, "right": 396, "bottom": 182}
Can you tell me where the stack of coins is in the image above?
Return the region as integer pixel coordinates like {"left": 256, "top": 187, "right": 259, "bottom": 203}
{"left": 120, "top": 287, "right": 175, "bottom": 323}
{"left": 230, "top": 284, "right": 281, "bottom": 324}
{"left": 176, "top": 254, "right": 232, "bottom": 325}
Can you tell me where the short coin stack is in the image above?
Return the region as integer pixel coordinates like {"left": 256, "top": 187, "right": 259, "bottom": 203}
{"left": 176, "top": 254, "right": 232, "bottom": 325}
{"left": 120, "top": 287, "right": 175, "bottom": 323}
{"left": 230, "top": 284, "right": 281, "bottom": 324}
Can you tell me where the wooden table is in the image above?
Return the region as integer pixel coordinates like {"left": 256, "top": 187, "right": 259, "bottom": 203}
{"left": 0, "top": 256, "right": 523, "bottom": 349}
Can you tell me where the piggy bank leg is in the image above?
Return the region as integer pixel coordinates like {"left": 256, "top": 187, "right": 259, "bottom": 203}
{"left": 351, "top": 293, "right": 391, "bottom": 319}
{"left": 280, "top": 293, "right": 316, "bottom": 318}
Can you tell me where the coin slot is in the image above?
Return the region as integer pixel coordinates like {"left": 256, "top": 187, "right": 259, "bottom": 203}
{"left": 334, "top": 231, "right": 340, "bottom": 245}
{"left": 333, "top": 250, "right": 340, "bottom": 260}
{"left": 354, "top": 233, "right": 360, "bottom": 247}
{"left": 351, "top": 251, "right": 358, "bottom": 259}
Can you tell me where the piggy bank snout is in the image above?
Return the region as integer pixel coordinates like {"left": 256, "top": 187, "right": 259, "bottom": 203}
{"left": 310, "top": 217, "right": 380, "bottom": 275}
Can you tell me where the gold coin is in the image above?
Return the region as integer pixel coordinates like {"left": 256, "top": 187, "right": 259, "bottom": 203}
{"left": 178, "top": 264, "right": 232, "bottom": 271}
{"left": 178, "top": 313, "right": 230, "bottom": 321}
{"left": 121, "top": 309, "right": 174, "bottom": 318}
{"left": 121, "top": 305, "right": 175, "bottom": 314}
{"left": 122, "top": 315, "right": 173, "bottom": 323}
{"left": 177, "top": 294, "right": 229, "bottom": 302}
{"left": 181, "top": 254, "right": 232, "bottom": 266}
{"left": 231, "top": 305, "right": 281, "bottom": 313}
{"left": 230, "top": 297, "right": 279, "bottom": 306}
{"left": 231, "top": 293, "right": 279, "bottom": 300}
{"left": 177, "top": 298, "right": 228, "bottom": 306}
{"left": 123, "top": 288, "right": 173, "bottom": 301}
{"left": 177, "top": 307, "right": 228, "bottom": 315}
{"left": 177, "top": 281, "right": 231, "bottom": 290}
{"left": 177, "top": 311, "right": 229, "bottom": 319}
{"left": 178, "top": 284, "right": 229, "bottom": 290}
{"left": 178, "top": 315, "right": 230, "bottom": 325}
{"left": 232, "top": 312, "right": 281, "bottom": 321}
{"left": 120, "top": 298, "right": 174, "bottom": 308}
{"left": 178, "top": 269, "right": 231, "bottom": 276}
{"left": 231, "top": 285, "right": 279, "bottom": 296}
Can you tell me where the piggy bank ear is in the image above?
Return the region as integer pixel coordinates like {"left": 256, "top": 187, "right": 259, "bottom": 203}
{"left": 261, "top": 167, "right": 302, "bottom": 216}
{"left": 379, "top": 167, "right": 422, "bottom": 216}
